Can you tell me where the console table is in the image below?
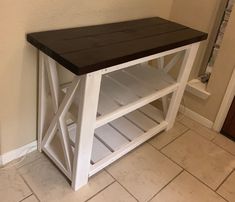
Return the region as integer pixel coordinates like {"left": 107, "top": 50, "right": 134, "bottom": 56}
{"left": 27, "top": 17, "right": 207, "bottom": 191}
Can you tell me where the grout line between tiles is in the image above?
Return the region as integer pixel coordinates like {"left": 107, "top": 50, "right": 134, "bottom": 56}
{"left": 113, "top": 178, "right": 139, "bottom": 202}
{"left": 178, "top": 120, "right": 217, "bottom": 141}
{"left": 215, "top": 168, "right": 235, "bottom": 192}
{"left": 84, "top": 170, "right": 116, "bottom": 202}
{"left": 18, "top": 172, "right": 41, "bottom": 202}
{"left": 157, "top": 128, "right": 190, "bottom": 151}
{"left": 185, "top": 128, "right": 214, "bottom": 141}
{"left": 210, "top": 135, "right": 217, "bottom": 142}
{"left": 181, "top": 126, "right": 235, "bottom": 158}
{"left": 105, "top": 169, "right": 140, "bottom": 202}
{"left": 177, "top": 120, "right": 190, "bottom": 130}
{"left": 185, "top": 170, "right": 230, "bottom": 202}
{"left": 147, "top": 169, "right": 184, "bottom": 202}
{"left": 84, "top": 180, "right": 116, "bottom": 202}
{"left": 184, "top": 122, "right": 235, "bottom": 157}
{"left": 148, "top": 143, "right": 230, "bottom": 201}
{"left": 18, "top": 194, "right": 35, "bottom": 202}
{"left": 162, "top": 121, "right": 234, "bottom": 157}
{"left": 211, "top": 140, "right": 235, "bottom": 157}
{"left": 148, "top": 140, "right": 189, "bottom": 170}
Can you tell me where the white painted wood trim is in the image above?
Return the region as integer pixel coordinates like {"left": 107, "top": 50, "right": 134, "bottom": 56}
{"left": 186, "top": 79, "right": 211, "bottom": 100}
{"left": 45, "top": 55, "right": 61, "bottom": 111}
{"left": 38, "top": 52, "right": 46, "bottom": 152}
{"left": 213, "top": 67, "right": 235, "bottom": 132}
{"left": 98, "top": 45, "right": 190, "bottom": 75}
{"left": 179, "top": 105, "right": 213, "bottom": 129}
{"left": 0, "top": 141, "right": 37, "bottom": 166}
{"left": 72, "top": 72, "right": 102, "bottom": 191}
{"left": 166, "top": 43, "right": 200, "bottom": 129}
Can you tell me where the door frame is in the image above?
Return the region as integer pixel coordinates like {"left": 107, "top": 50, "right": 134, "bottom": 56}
{"left": 213, "top": 66, "right": 235, "bottom": 131}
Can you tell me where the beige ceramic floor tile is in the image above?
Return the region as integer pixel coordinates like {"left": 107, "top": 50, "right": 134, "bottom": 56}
{"left": 179, "top": 116, "right": 218, "bottom": 140}
{"left": 162, "top": 131, "right": 235, "bottom": 190}
{"left": 149, "top": 122, "right": 188, "bottom": 150}
{"left": 88, "top": 182, "right": 137, "bottom": 202}
{"left": 217, "top": 171, "right": 235, "bottom": 202}
{"left": 150, "top": 172, "right": 226, "bottom": 202}
{"left": 21, "top": 195, "right": 39, "bottom": 202}
{"left": 107, "top": 143, "right": 182, "bottom": 202}
{"left": 0, "top": 168, "right": 32, "bottom": 202}
{"left": 213, "top": 134, "right": 235, "bottom": 156}
{"left": 18, "top": 157, "right": 114, "bottom": 202}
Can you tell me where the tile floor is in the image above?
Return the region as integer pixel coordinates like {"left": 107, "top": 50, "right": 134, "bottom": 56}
{"left": 1, "top": 117, "right": 235, "bottom": 202}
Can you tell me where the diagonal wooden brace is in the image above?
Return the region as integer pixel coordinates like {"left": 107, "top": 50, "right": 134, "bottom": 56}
{"left": 39, "top": 54, "right": 80, "bottom": 174}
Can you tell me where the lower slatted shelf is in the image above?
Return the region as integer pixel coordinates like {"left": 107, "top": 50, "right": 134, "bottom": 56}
{"left": 91, "top": 137, "right": 112, "bottom": 164}
{"left": 68, "top": 104, "right": 166, "bottom": 168}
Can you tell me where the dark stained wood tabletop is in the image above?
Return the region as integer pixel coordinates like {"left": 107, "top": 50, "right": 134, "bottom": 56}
{"left": 27, "top": 17, "right": 207, "bottom": 75}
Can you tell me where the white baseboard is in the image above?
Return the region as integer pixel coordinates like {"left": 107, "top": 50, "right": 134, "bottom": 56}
{"left": 0, "top": 141, "right": 37, "bottom": 166}
{"left": 179, "top": 105, "right": 213, "bottom": 129}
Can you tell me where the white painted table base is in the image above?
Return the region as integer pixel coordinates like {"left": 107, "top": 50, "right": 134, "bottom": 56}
{"left": 37, "top": 43, "right": 199, "bottom": 191}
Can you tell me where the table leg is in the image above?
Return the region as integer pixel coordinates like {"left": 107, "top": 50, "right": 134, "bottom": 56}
{"left": 38, "top": 52, "right": 47, "bottom": 152}
{"left": 166, "top": 43, "right": 200, "bottom": 129}
{"left": 72, "top": 71, "right": 102, "bottom": 191}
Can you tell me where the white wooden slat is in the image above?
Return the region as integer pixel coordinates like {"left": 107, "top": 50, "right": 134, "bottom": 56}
{"left": 125, "top": 110, "right": 158, "bottom": 132}
{"left": 68, "top": 123, "right": 112, "bottom": 164}
{"left": 110, "top": 117, "right": 144, "bottom": 141}
{"left": 101, "top": 76, "right": 138, "bottom": 105}
{"left": 96, "top": 83, "right": 178, "bottom": 128}
{"left": 90, "top": 121, "right": 168, "bottom": 177}
{"left": 91, "top": 137, "right": 112, "bottom": 164}
{"left": 125, "top": 65, "right": 175, "bottom": 90}
{"left": 139, "top": 104, "right": 164, "bottom": 123}
{"left": 95, "top": 124, "right": 129, "bottom": 152}
{"left": 140, "top": 63, "right": 176, "bottom": 84}
{"left": 108, "top": 70, "right": 155, "bottom": 97}
{"left": 98, "top": 91, "right": 120, "bottom": 115}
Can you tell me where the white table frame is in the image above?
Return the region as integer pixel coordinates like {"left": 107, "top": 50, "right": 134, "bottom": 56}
{"left": 37, "top": 42, "right": 199, "bottom": 190}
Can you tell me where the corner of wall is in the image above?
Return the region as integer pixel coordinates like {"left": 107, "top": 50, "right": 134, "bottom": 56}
{"left": 168, "top": 0, "right": 176, "bottom": 20}
{"left": 0, "top": 156, "right": 3, "bottom": 167}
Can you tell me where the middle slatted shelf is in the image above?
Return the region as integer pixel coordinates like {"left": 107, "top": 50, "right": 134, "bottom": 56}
{"left": 68, "top": 63, "right": 177, "bottom": 170}
{"left": 96, "top": 63, "right": 178, "bottom": 128}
